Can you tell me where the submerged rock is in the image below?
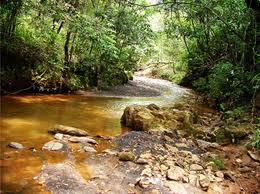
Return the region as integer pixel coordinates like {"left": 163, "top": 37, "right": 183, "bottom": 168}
{"left": 8, "top": 142, "right": 24, "bottom": 149}
{"left": 69, "top": 136, "right": 97, "bottom": 144}
{"left": 42, "top": 141, "right": 64, "bottom": 151}
{"left": 83, "top": 146, "right": 97, "bottom": 153}
{"left": 48, "top": 125, "right": 88, "bottom": 136}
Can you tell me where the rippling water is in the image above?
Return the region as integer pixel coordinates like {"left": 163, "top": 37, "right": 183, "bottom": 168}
{"left": 0, "top": 76, "right": 193, "bottom": 193}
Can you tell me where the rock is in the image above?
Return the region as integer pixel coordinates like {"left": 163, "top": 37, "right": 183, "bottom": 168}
{"left": 8, "top": 142, "right": 24, "bottom": 149}
{"left": 83, "top": 146, "right": 97, "bottom": 153}
{"left": 118, "top": 150, "right": 135, "bottom": 161}
{"left": 190, "top": 164, "right": 203, "bottom": 171}
{"left": 235, "top": 158, "right": 242, "bottom": 163}
{"left": 54, "top": 133, "right": 64, "bottom": 140}
{"left": 238, "top": 166, "right": 251, "bottom": 173}
{"left": 175, "top": 143, "right": 189, "bottom": 148}
{"left": 69, "top": 136, "right": 97, "bottom": 144}
{"left": 103, "top": 149, "right": 117, "bottom": 155}
{"left": 121, "top": 104, "right": 195, "bottom": 132}
{"left": 137, "top": 177, "right": 150, "bottom": 188}
{"left": 141, "top": 167, "right": 152, "bottom": 177}
{"left": 207, "top": 183, "right": 224, "bottom": 194}
{"left": 164, "top": 181, "right": 205, "bottom": 194}
{"left": 215, "top": 171, "right": 224, "bottom": 178}
{"left": 167, "top": 166, "right": 185, "bottom": 181}
{"left": 247, "top": 151, "right": 260, "bottom": 162}
{"left": 42, "top": 141, "right": 64, "bottom": 151}
{"left": 196, "top": 139, "right": 220, "bottom": 150}
{"left": 188, "top": 174, "right": 199, "bottom": 187}
{"left": 199, "top": 174, "right": 210, "bottom": 190}
{"left": 37, "top": 163, "right": 96, "bottom": 194}
{"left": 136, "top": 158, "right": 149, "bottom": 164}
{"left": 48, "top": 125, "right": 88, "bottom": 136}
{"left": 164, "top": 181, "right": 188, "bottom": 194}
{"left": 191, "top": 154, "right": 200, "bottom": 163}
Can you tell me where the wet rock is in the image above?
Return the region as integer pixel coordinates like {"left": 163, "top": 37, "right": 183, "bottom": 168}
{"left": 37, "top": 163, "right": 96, "bottom": 194}
{"left": 199, "top": 174, "right": 210, "bottom": 190}
{"left": 190, "top": 164, "right": 203, "bottom": 171}
{"left": 69, "top": 136, "right": 97, "bottom": 144}
{"left": 8, "top": 142, "right": 24, "bottom": 149}
{"left": 83, "top": 146, "right": 97, "bottom": 153}
{"left": 247, "top": 151, "right": 260, "bottom": 162}
{"left": 42, "top": 141, "right": 64, "bottom": 151}
{"left": 167, "top": 166, "right": 185, "bottom": 181}
{"left": 48, "top": 125, "right": 88, "bottom": 136}
{"left": 54, "top": 133, "right": 64, "bottom": 140}
{"left": 118, "top": 150, "right": 135, "bottom": 161}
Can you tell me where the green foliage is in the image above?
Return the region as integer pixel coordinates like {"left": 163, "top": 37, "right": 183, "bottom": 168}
{"left": 224, "top": 107, "right": 246, "bottom": 119}
{"left": 164, "top": 0, "right": 259, "bottom": 108}
{"left": 209, "top": 155, "right": 225, "bottom": 170}
{"left": 1, "top": 0, "right": 154, "bottom": 93}
{"left": 246, "top": 127, "right": 260, "bottom": 150}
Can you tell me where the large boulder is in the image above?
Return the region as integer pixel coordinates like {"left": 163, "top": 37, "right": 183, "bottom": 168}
{"left": 121, "top": 104, "right": 194, "bottom": 132}
{"left": 121, "top": 105, "right": 158, "bottom": 131}
{"left": 48, "top": 125, "right": 89, "bottom": 136}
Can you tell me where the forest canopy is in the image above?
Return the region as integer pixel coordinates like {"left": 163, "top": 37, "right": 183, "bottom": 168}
{"left": 1, "top": 0, "right": 259, "bottom": 109}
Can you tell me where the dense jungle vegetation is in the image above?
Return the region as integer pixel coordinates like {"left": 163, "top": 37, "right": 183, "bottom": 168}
{"left": 1, "top": 0, "right": 260, "bottom": 110}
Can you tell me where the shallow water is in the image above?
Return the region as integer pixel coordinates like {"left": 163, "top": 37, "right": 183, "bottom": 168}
{"left": 0, "top": 77, "right": 193, "bottom": 193}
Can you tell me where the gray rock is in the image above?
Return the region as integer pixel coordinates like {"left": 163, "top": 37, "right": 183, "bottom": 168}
{"left": 69, "top": 136, "right": 97, "bottom": 144}
{"left": 167, "top": 166, "right": 185, "bottom": 181}
{"left": 48, "top": 125, "right": 88, "bottom": 136}
{"left": 83, "top": 146, "right": 97, "bottom": 153}
{"left": 42, "top": 141, "right": 64, "bottom": 151}
{"left": 8, "top": 142, "right": 24, "bottom": 149}
{"left": 190, "top": 164, "right": 203, "bottom": 171}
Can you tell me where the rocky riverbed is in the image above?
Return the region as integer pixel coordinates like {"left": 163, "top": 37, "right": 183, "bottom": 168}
{"left": 31, "top": 103, "right": 259, "bottom": 194}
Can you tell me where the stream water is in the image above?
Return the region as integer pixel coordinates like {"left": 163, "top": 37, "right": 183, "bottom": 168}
{"left": 0, "top": 76, "right": 194, "bottom": 193}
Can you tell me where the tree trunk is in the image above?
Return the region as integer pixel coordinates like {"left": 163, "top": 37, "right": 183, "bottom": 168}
{"left": 57, "top": 21, "right": 64, "bottom": 34}
{"left": 64, "top": 31, "right": 71, "bottom": 66}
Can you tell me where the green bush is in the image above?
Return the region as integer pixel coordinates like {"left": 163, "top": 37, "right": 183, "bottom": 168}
{"left": 246, "top": 127, "right": 260, "bottom": 150}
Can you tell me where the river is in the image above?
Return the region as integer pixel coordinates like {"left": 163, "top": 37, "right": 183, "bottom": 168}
{"left": 0, "top": 76, "right": 194, "bottom": 193}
